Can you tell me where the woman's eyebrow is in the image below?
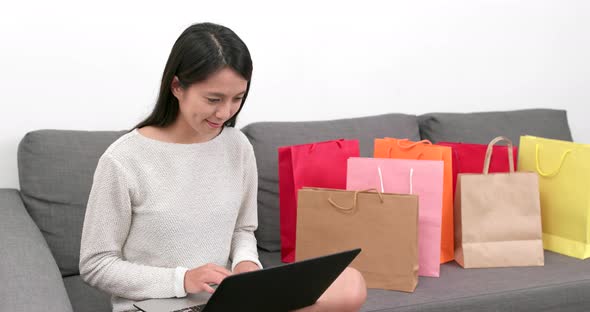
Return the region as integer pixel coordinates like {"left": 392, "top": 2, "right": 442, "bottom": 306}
{"left": 206, "top": 91, "right": 246, "bottom": 97}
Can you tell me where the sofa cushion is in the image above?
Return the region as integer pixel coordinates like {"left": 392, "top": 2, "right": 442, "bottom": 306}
{"left": 0, "top": 189, "right": 73, "bottom": 312}
{"left": 241, "top": 113, "right": 420, "bottom": 251}
{"left": 418, "top": 109, "right": 572, "bottom": 145}
{"left": 18, "top": 130, "right": 127, "bottom": 276}
{"left": 64, "top": 275, "right": 111, "bottom": 312}
{"left": 362, "top": 251, "right": 590, "bottom": 312}
{"left": 259, "top": 250, "right": 590, "bottom": 312}
{"left": 258, "top": 248, "right": 283, "bottom": 269}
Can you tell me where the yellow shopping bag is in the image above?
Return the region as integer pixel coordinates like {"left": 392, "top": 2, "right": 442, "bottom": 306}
{"left": 518, "top": 135, "right": 590, "bottom": 259}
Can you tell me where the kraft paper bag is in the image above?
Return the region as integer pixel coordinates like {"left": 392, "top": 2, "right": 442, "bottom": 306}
{"left": 347, "top": 157, "right": 444, "bottom": 277}
{"left": 374, "top": 137, "right": 454, "bottom": 263}
{"left": 295, "top": 188, "right": 419, "bottom": 292}
{"left": 455, "top": 136, "right": 544, "bottom": 268}
{"left": 519, "top": 135, "right": 590, "bottom": 259}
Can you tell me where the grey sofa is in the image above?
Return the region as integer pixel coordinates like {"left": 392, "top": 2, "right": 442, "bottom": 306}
{"left": 1, "top": 109, "right": 589, "bottom": 312}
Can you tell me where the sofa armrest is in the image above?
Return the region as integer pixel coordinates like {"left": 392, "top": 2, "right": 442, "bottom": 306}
{"left": 0, "top": 189, "right": 73, "bottom": 312}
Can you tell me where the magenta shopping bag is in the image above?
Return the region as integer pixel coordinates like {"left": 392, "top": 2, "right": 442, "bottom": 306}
{"left": 347, "top": 157, "right": 444, "bottom": 277}
{"left": 279, "top": 139, "right": 360, "bottom": 263}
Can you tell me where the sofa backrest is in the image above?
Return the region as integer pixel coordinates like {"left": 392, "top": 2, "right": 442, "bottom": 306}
{"left": 418, "top": 109, "right": 573, "bottom": 145}
{"left": 18, "top": 130, "right": 127, "bottom": 276}
{"left": 15, "top": 109, "right": 572, "bottom": 277}
{"left": 241, "top": 113, "right": 421, "bottom": 252}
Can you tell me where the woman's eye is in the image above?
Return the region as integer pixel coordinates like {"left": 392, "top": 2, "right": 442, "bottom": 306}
{"left": 207, "top": 98, "right": 221, "bottom": 103}
{"left": 234, "top": 97, "right": 243, "bottom": 102}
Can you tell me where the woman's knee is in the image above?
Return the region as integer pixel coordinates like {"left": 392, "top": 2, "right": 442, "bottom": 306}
{"left": 341, "top": 267, "right": 367, "bottom": 310}
{"left": 304, "top": 267, "right": 367, "bottom": 312}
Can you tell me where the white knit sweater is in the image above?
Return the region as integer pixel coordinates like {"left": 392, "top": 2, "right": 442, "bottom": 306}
{"left": 79, "top": 127, "right": 262, "bottom": 312}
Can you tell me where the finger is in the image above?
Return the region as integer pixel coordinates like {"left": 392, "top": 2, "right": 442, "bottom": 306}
{"left": 202, "top": 283, "right": 215, "bottom": 294}
{"left": 233, "top": 267, "right": 249, "bottom": 274}
{"left": 205, "top": 271, "right": 229, "bottom": 286}
{"left": 205, "top": 263, "right": 232, "bottom": 276}
{"left": 211, "top": 265, "right": 232, "bottom": 276}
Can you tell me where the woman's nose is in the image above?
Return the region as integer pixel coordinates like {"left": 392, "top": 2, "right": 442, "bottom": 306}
{"left": 215, "top": 101, "right": 231, "bottom": 120}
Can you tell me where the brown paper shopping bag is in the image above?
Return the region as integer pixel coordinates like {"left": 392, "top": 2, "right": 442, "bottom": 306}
{"left": 295, "top": 187, "right": 419, "bottom": 292}
{"left": 455, "top": 136, "right": 544, "bottom": 268}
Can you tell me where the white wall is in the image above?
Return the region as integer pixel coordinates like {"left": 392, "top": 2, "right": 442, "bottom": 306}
{"left": 1, "top": 0, "right": 589, "bottom": 189}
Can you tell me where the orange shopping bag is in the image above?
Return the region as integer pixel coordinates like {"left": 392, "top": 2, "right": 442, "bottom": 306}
{"left": 374, "top": 138, "right": 454, "bottom": 263}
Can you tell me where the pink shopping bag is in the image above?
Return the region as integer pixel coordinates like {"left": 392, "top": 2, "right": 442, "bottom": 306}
{"left": 347, "top": 157, "right": 444, "bottom": 277}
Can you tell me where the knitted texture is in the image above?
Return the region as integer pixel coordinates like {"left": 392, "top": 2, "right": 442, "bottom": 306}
{"left": 79, "top": 127, "right": 261, "bottom": 312}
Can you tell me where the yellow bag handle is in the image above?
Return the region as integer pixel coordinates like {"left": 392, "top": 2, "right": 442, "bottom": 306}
{"left": 535, "top": 144, "right": 572, "bottom": 177}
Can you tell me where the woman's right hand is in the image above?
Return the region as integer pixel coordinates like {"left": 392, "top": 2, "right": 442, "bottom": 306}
{"left": 184, "top": 263, "right": 233, "bottom": 294}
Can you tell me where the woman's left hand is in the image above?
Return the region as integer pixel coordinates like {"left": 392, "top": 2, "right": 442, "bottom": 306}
{"left": 233, "top": 261, "right": 260, "bottom": 274}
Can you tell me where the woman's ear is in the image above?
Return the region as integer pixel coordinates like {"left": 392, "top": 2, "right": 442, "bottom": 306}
{"left": 171, "top": 76, "right": 184, "bottom": 99}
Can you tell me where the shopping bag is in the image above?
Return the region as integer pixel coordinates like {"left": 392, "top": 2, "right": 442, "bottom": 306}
{"left": 278, "top": 139, "right": 359, "bottom": 262}
{"left": 518, "top": 135, "right": 590, "bottom": 259}
{"left": 296, "top": 187, "right": 419, "bottom": 292}
{"left": 436, "top": 141, "right": 518, "bottom": 199}
{"left": 347, "top": 157, "right": 443, "bottom": 277}
{"left": 455, "top": 136, "right": 544, "bottom": 268}
{"left": 374, "top": 138, "right": 454, "bottom": 263}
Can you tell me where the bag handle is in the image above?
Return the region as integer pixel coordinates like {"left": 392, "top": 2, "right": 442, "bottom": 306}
{"left": 328, "top": 189, "right": 384, "bottom": 214}
{"left": 535, "top": 144, "right": 572, "bottom": 177}
{"left": 309, "top": 139, "right": 343, "bottom": 152}
{"left": 396, "top": 139, "right": 432, "bottom": 149}
{"left": 386, "top": 146, "right": 425, "bottom": 159}
{"left": 377, "top": 165, "right": 414, "bottom": 194}
{"left": 329, "top": 166, "right": 414, "bottom": 213}
{"left": 482, "top": 136, "right": 514, "bottom": 174}
{"left": 378, "top": 166, "right": 385, "bottom": 193}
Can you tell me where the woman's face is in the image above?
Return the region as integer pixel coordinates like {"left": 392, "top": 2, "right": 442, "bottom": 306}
{"left": 172, "top": 67, "right": 247, "bottom": 140}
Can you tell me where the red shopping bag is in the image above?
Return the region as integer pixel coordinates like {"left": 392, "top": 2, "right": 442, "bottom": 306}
{"left": 278, "top": 139, "right": 360, "bottom": 263}
{"left": 436, "top": 141, "right": 518, "bottom": 198}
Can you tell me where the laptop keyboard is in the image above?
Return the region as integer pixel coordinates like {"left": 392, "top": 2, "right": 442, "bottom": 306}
{"left": 172, "top": 304, "right": 206, "bottom": 312}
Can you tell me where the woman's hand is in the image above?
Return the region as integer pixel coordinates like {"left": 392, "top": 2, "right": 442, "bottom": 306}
{"left": 233, "top": 261, "right": 260, "bottom": 274}
{"left": 184, "top": 263, "right": 232, "bottom": 294}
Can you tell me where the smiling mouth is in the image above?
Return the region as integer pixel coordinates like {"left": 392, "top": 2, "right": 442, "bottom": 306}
{"left": 206, "top": 120, "right": 222, "bottom": 128}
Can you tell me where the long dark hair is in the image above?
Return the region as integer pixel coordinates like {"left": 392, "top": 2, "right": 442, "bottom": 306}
{"left": 136, "top": 22, "right": 252, "bottom": 129}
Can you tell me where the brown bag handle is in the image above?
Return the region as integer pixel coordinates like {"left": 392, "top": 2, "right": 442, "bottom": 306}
{"left": 483, "top": 136, "right": 514, "bottom": 174}
{"left": 328, "top": 188, "right": 384, "bottom": 214}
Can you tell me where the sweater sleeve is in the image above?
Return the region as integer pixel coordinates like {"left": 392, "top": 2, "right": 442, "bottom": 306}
{"left": 79, "top": 154, "right": 187, "bottom": 300}
{"left": 230, "top": 144, "right": 262, "bottom": 271}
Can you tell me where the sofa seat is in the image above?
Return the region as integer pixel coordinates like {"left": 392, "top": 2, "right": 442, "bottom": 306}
{"left": 258, "top": 250, "right": 590, "bottom": 312}
{"left": 63, "top": 275, "right": 111, "bottom": 312}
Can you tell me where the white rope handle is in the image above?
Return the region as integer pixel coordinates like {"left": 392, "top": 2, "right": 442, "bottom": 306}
{"left": 378, "top": 165, "right": 414, "bottom": 194}
{"left": 409, "top": 168, "right": 414, "bottom": 195}
{"left": 377, "top": 166, "right": 384, "bottom": 193}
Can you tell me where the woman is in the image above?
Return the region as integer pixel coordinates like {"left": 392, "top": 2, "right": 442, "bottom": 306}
{"left": 79, "top": 22, "right": 366, "bottom": 312}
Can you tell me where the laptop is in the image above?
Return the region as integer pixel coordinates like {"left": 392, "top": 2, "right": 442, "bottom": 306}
{"left": 133, "top": 248, "right": 361, "bottom": 312}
